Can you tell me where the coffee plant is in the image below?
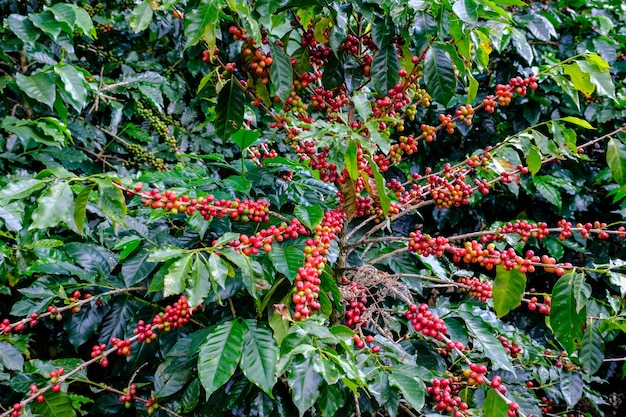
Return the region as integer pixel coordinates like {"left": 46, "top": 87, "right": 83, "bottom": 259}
{"left": 1, "top": 0, "right": 626, "bottom": 416}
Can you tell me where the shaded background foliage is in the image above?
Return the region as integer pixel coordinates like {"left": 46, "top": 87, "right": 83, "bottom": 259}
{"left": 0, "top": 0, "right": 625, "bottom": 417}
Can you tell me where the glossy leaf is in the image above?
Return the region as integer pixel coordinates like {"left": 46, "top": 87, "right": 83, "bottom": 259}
{"left": 294, "top": 205, "right": 324, "bottom": 230}
{"left": 93, "top": 178, "right": 127, "bottom": 225}
{"left": 30, "top": 182, "right": 73, "bottom": 230}
{"left": 186, "top": 256, "right": 211, "bottom": 308}
{"left": 73, "top": 184, "right": 93, "bottom": 234}
{"left": 579, "top": 320, "right": 604, "bottom": 375}
{"left": 269, "top": 245, "right": 303, "bottom": 282}
{"left": 130, "top": 0, "right": 153, "bottom": 33}
{"left": 482, "top": 388, "right": 510, "bottom": 417}
{"left": 198, "top": 320, "right": 244, "bottom": 399}
{"left": 0, "top": 342, "right": 24, "bottom": 371}
{"left": 550, "top": 272, "right": 587, "bottom": 355}
{"left": 287, "top": 354, "right": 323, "bottom": 417}
{"left": 388, "top": 370, "right": 425, "bottom": 411}
{"left": 207, "top": 252, "right": 228, "bottom": 289}
{"left": 269, "top": 42, "right": 294, "bottom": 103}
{"left": 560, "top": 370, "right": 583, "bottom": 408}
{"left": 31, "top": 392, "right": 77, "bottom": 417}
{"left": 492, "top": 266, "right": 526, "bottom": 318}
{"left": 184, "top": 0, "right": 221, "bottom": 50}
{"left": 64, "top": 302, "right": 111, "bottom": 347}
{"left": 423, "top": 45, "right": 456, "bottom": 106}
{"left": 16, "top": 72, "right": 56, "bottom": 109}
{"left": 231, "top": 128, "right": 260, "bottom": 150}
{"left": 215, "top": 78, "right": 245, "bottom": 139}
{"left": 240, "top": 319, "right": 279, "bottom": 396}
{"left": 164, "top": 254, "right": 193, "bottom": 297}
{"left": 607, "top": 137, "right": 626, "bottom": 185}
{"left": 371, "top": 45, "right": 400, "bottom": 97}
{"left": 7, "top": 14, "right": 40, "bottom": 45}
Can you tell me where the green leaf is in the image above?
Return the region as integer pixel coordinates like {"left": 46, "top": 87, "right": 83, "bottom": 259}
{"left": 269, "top": 245, "right": 304, "bottom": 282}
{"left": 510, "top": 27, "right": 533, "bottom": 64}
{"left": 388, "top": 371, "right": 425, "bottom": 411}
{"left": 0, "top": 342, "right": 24, "bottom": 371}
{"left": 231, "top": 128, "right": 260, "bottom": 150}
{"left": 186, "top": 256, "right": 211, "bottom": 308}
{"left": 0, "top": 178, "right": 44, "bottom": 202}
{"left": 73, "top": 184, "right": 93, "bottom": 234}
{"left": 148, "top": 246, "right": 186, "bottom": 262}
{"left": 30, "top": 182, "right": 73, "bottom": 230}
{"left": 198, "top": 320, "right": 244, "bottom": 399}
{"left": 607, "top": 138, "right": 626, "bottom": 185}
{"left": 240, "top": 319, "right": 279, "bottom": 396}
{"left": 457, "top": 309, "right": 515, "bottom": 373}
{"left": 49, "top": 3, "right": 76, "bottom": 30}
{"left": 533, "top": 176, "right": 562, "bottom": 210}
{"left": 317, "top": 383, "right": 343, "bottom": 417}
{"left": 560, "top": 370, "right": 583, "bottom": 408}
{"left": 287, "top": 354, "right": 323, "bottom": 417}
{"left": 54, "top": 64, "right": 88, "bottom": 111}
{"left": 64, "top": 301, "right": 110, "bottom": 347}
{"left": 526, "top": 14, "right": 556, "bottom": 41}
{"left": 294, "top": 205, "right": 324, "bottom": 230}
{"left": 581, "top": 56, "right": 616, "bottom": 99}
{"left": 181, "top": 379, "right": 201, "bottom": 413}
{"left": 74, "top": 7, "right": 96, "bottom": 38}
{"left": 269, "top": 42, "right": 294, "bottom": 104}
{"left": 492, "top": 265, "right": 526, "bottom": 318}
{"left": 482, "top": 388, "right": 510, "bottom": 417}
{"left": 208, "top": 252, "right": 228, "bottom": 289}
{"left": 184, "top": 0, "right": 221, "bottom": 50}
{"left": 31, "top": 392, "right": 77, "bottom": 417}
{"left": 364, "top": 155, "right": 391, "bottom": 215}
{"left": 130, "top": 0, "right": 153, "bottom": 33}
{"left": 550, "top": 272, "right": 587, "bottom": 355}
{"left": 423, "top": 45, "right": 456, "bottom": 106}
{"left": 579, "top": 321, "right": 604, "bottom": 375}
{"left": 352, "top": 92, "right": 371, "bottom": 120}
{"left": 526, "top": 146, "right": 542, "bottom": 177}
{"left": 16, "top": 72, "right": 56, "bottom": 109}
{"left": 122, "top": 250, "right": 157, "bottom": 287}
{"left": 560, "top": 116, "right": 594, "bottom": 130}
{"left": 93, "top": 178, "right": 127, "bottom": 225}
{"left": 452, "top": 0, "right": 478, "bottom": 24}
{"left": 563, "top": 62, "right": 595, "bottom": 96}
{"left": 371, "top": 45, "right": 400, "bottom": 96}
{"left": 164, "top": 254, "right": 193, "bottom": 297}
{"left": 571, "top": 272, "right": 591, "bottom": 313}
{"left": 7, "top": 14, "right": 40, "bottom": 45}
{"left": 344, "top": 140, "right": 359, "bottom": 181}
{"left": 215, "top": 78, "right": 245, "bottom": 139}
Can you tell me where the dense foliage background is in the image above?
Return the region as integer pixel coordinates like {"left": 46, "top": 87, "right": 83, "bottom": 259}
{"left": 1, "top": 0, "right": 626, "bottom": 416}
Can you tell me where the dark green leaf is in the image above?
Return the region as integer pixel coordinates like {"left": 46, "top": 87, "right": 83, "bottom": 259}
{"left": 533, "top": 176, "right": 562, "bottom": 210}
{"left": 181, "top": 379, "right": 201, "bottom": 413}
{"left": 64, "top": 302, "right": 111, "bottom": 347}
{"left": 423, "top": 45, "right": 456, "bottom": 106}
{"left": 215, "top": 78, "right": 245, "bottom": 139}
{"left": 31, "top": 392, "right": 77, "bottom": 417}
{"left": 0, "top": 342, "right": 24, "bottom": 371}
{"left": 492, "top": 265, "right": 526, "bottom": 318}
{"left": 269, "top": 42, "right": 294, "bottom": 103}
{"left": 317, "top": 383, "right": 343, "bottom": 417}
{"left": 510, "top": 27, "right": 533, "bottom": 64}
{"left": 122, "top": 250, "right": 157, "bottom": 287}
{"left": 371, "top": 45, "right": 400, "bottom": 96}
{"left": 54, "top": 64, "right": 88, "bottom": 111}
{"left": 65, "top": 242, "right": 116, "bottom": 275}
{"left": 154, "top": 363, "right": 191, "bottom": 397}
{"left": 287, "top": 354, "right": 323, "bottom": 417}
{"left": 208, "top": 252, "right": 228, "bottom": 289}
{"left": 198, "top": 320, "right": 244, "bottom": 399}
{"left": 579, "top": 320, "right": 604, "bottom": 375}
{"left": 16, "top": 72, "right": 56, "bottom": 109}
{"left": 269, "top": 245, "right": 304, "bottom": 282}
{"left": 452, "top": 0, "right": 478, "bottom": 24}
{"left": 240, "top": 319, "right": 279, "bottom": 396}
{"left": 388, "top": 370, "right": 425, "bottom": 411}
{"left": 560, "top": 370, "right": 583, "bottom": 408}
{"left": 294, "top": 205, "right": 324, "bottom": 230}
{"left": 550, "top": 272, "right": 587, "bottom": 355}
{"left": 457, "top": 309, "right": 515, "bottom": 373}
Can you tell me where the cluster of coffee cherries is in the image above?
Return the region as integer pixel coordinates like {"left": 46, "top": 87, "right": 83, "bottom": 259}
{"left": 292, "top": 208, "right": 344, "bottom": 320}
{"left": 227, "top": 218, "right": 309, "bottom": 256}
{"left": 408, "top": 231, "right": 449, "bottom": 257}
{"left": 498, "top": 335, "right": 523, "bottom": 358}
{"left": 146, "top": 396, "right": 159, "bottom": 415}
{"left": 91, "top": 343, "right": 110, "bottom": 367}
{"left": 343, "top": 281, "right": 368, "bottom": 328}
{"left": 135, "top": 101, "right": 179, "bottom": 153}
{"left": 241, "top": 46, "right": 273, "bottom": 85}
{"left": 405, "top": 303, "right": 447, "bottom": 340}
{"left": 300, "top": 25, "right": 333, "bottom": 66}
{"left": 111, "top": 337, "right": 132, "bottom": 357}
{"left": 133, "top": 183, "right": 271, "bottom": 223}
{"left": 428, "top": 173, "right": 474, "bottom": 209}
{"left": 456, "top": 276, "right": 493, "bottom": 302}
{"left": 119, "top": 384, "right": 137, "bottom": 408}
{"left": 462, "top": 363, "right": 488, "bottom": 386}
{"left": 28, "top": 383, "right": 46, "bottom": 403}
{"left": 527, "top": 292, "right": 551, "bottom": 314}
{"left": 352, "top": 334, "right": 380, "bottom": 353}
{"left": 427, "top": 377, "right": 469, "bottom": 417}
{"left": 455, "top": 105, "right": 475, "bottom": 126}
